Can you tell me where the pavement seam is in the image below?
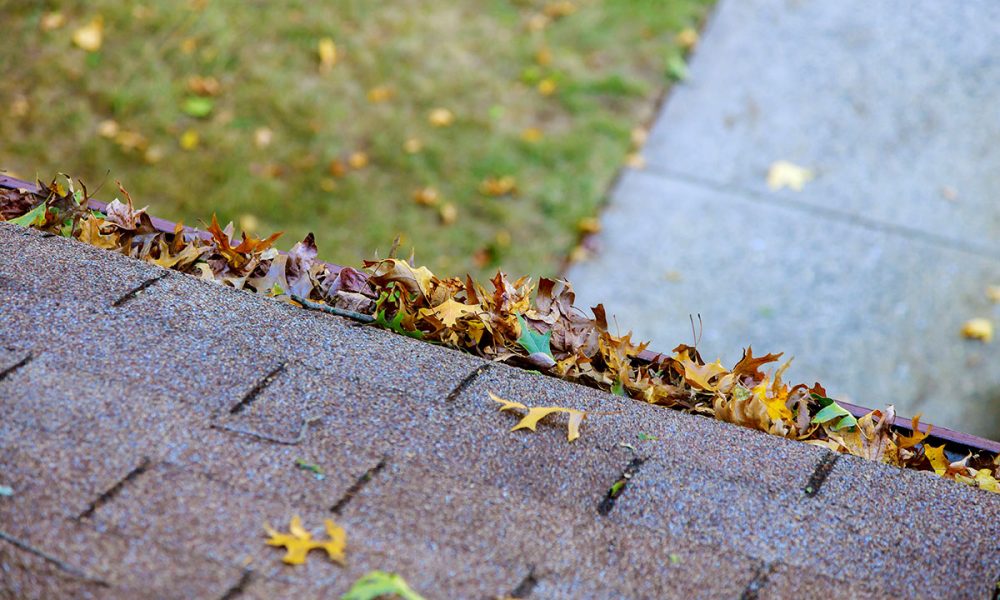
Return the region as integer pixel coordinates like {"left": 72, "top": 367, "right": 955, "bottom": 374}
{"left": 0, "top": 352, "right": 33, "bottom": 382}
{"left": 640, "top": 166, "right": 1000, "bottom": 262}
{"left": 0, "top": 529, "right": 109, "bottom": 587}
{"left": 77, "top": 456, "right": 152, "bottom": 521}
{"left": 111, "top": 272, "right": 169, "bottom": 307}
{"left": 739, "top": 560, "right": 776, "bottom": 600}
{"left": 330, "top": 457, "right": 388, "bottom": 515}
{"left": 803, "top": 452, "right": 840, "bottom": 498}
{"left": 508, "top": 565, "right": 538, "bottom": 598}
{"left": 229, "top": 362, "right": 287, "bottom": 414}
{"left": 216, "top": 568, "right": 254, "bottom": 600}
{"left": 597, "top": 456, "right": 648, "bottom": 516}
{"left": 445, "top": 363, "right": 494, "bottom": 402}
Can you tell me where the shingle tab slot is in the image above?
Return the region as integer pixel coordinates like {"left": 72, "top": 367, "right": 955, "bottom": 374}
{"left": 597, "top": 456, "right": 647, "bottom": 516}
{"left": 740, "top": 560, "right": 775, "bottom": 600}
{"left": 445, "top": 363, "right": 493, "bottom": 402}
{"left": 229, "top": 362, "right": 286, "bottom": 414}
{"left": 0, "top": 353, "right": 33, "bottom": 382}
{"left": 509, "top": 566, "right": 538, "bottom": 598}
{"left": 111, "top": 272, "right": 168, "bottom": 307}
{"left": 803, "top": 452, "right": 840, "bottom": 498}
{"left": 331, "top": 458, "right": 387, "bottom": 514}
{"left": 217, "top": 568, "right": 254, "bottom": 600}
{"left": 77, "top": 457, "right": 152, "bottom": 520}
{"left": 0, "top": 529, "right": 109, "bottom": 587}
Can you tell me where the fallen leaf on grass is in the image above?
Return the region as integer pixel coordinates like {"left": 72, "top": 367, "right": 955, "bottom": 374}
{"left": 179, "top": 129, "right": 199, "bottom": 150}
{"left": 676, "top": 27, "right": 699, "bottom": 51}
{"left": 181, "top": 96, "right": 214, "bottom": 118}
{"left": 40, "top": 11, "right": 66, "bottom": 32}
{"left": 544, "top": 1, "right": 577, "bottom": 18}
{"left": 479, "top": 176, "right": 517, "bottom": 197}
{"left": 264, "top": 515, "right": 345, "bottom": 565}
{"left": 767, "top": 161, "right": 814, "bottom": 191}
{"left": 428, "top": 108, "right": 454, "bottom": 127}
{"left": 367, "top": 86, "right": 393, "bottom": 103}
{"left": 348, "top": 152, "right": 369, "bottom": 169}
{"left": 341, "top": 571, "right": 426, "bottom": 600}
{"left": 254, "top": 127, "right": 273, "bottom": 149}
{"left": 491, "top": 391, "right": 586, "bottom": 442}
{"left": 186, "top": 75, "right": 221, "bottom": 96}
{"left": 521, "top": 127, "right": 543, "bottom": 142}
{"left": 961, "top": 318, "right": 993, "bottom": 343}
{"left": 666, "top": 54, "right": 688, "bottom": 82}
{"left": 72, "top": 17, "right": 103, "bottom": 52}
{"left": 403, "top": 138, "right": 423, "bottom": 153}
{"left": 537, "top": 78, "right": 557, "bottom": 96}
{"left": 318, "top": 38, "right": 337, "bottom": 72}
{"left": 412, "top": 187, "right": 439, "bottom": 206}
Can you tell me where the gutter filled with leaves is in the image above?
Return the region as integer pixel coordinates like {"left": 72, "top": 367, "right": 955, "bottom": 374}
{"left": 2, "top": 174, "right": 998, "bottom": 494}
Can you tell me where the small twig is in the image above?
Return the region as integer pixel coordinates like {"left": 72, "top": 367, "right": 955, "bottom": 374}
{"left": 211, "top": 416, "right": 320, "bottom": 445}
{"left": 0, "top": 529, "right": 109, "bottom": 587}
{"left": 290, "top": 294, "right": 374, "bottom": 323}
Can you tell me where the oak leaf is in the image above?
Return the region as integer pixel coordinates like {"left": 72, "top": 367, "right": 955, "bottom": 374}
{"left": 491, "top": 392, "right": 586, "bottom": 442}
{"left": 896, "top": 413, "right": 931, "bottom": 449}
{"left": 264, "top": 515, "right": 345, "bottom": 565}
{"left": 678, "top": 353, "right": 726, "bottom": 391}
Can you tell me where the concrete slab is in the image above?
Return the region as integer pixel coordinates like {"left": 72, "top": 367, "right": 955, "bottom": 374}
{"left": 568, "top": 172, "right": 1000, "bottom": 437}
{"left": 643, "top": 0, "right": 1000, "bottom": 256}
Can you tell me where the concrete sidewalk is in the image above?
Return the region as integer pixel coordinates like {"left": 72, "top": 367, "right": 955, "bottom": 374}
{"left": 567, "top": 0, "right": 1000, "bottom": 438}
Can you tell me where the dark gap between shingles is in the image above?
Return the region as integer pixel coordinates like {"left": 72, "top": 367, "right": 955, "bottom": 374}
{"left": 0, "top": 529, "right": 109, "bottom": 587}
{"left": 330, "top": 458, "right": 387, "bottom": 514}
{"left": 0, "top": 353, "right": 33, "bottom": 382}
{"left": 803, "top": 452, "right": 840, "bottom": 497}
{"left": 740, "top": 560, "right": 775, "bottom": 600}
{"left": 509, "top": 566, "right": 538, "bottom": 598}
{"left": 229, "top": 362, "right": 286, "bottom": 414}
{"left": 77, "top": 456, "right": 152, "bottom": 520}
{"left": 445, "top": 363, "right": 494, "bottom": 402}
{"left": 111, "top": 272, "right": 168, "bottom": 307}
{"left": 217, "top": 568, "right": 254, "bottom": 600}
{"left": 597, "top": 456, "right": 647, "bottom": 516}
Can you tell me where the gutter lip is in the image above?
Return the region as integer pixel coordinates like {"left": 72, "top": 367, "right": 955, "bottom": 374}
{"left": 3, "top": 174, "right": 997, "bottom": 454}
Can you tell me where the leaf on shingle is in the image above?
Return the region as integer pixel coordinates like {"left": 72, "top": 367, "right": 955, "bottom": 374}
{"left": 264, "top": 515, "right": 345, "bottom": 565}
{"left": 341, "top": 571, "right": 426, "bottom": 600}
{"left": 491, "top": 391, "right": 586, "bottom": 442}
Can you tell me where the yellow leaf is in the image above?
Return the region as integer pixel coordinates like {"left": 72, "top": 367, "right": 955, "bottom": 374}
{"left": 438, "top": 202, "right": 457, "bottom": 225}
{"left": 97, "top": 119, "right": 120, "bottom": 138}
{"left": 766, "top": 160, "right": 814, "bottom": 191}
{"left": 961, "top": 318, "right": 993, "bottom": 342}
{"left": 751, "top": 379, "right": 793, "bottom": 422}
{"left": 521, "top": 127, "right": 543, "bottom": 142}
{"left": 412, "top": 187, "right": 439, "bottom": 206}
{"left": 512, "top": 407, "right": 586, "bottom": 442}
{"left": 348, "top": 151, "right": 368, "bottom": 169}
{"left": 544, "top": 1, "right": 577, "bottom": 18}
{"left": 971, "top": 468, "right": 1000, "bottom": 493}
{"left": 479, "top": 176, "right": 517, "bottom": 197}
{"left": 577, "top": 217, "right": 601, "bottom": 235}
{"left": 403, "top": 138, "right": 423, "bottom": 153}
{"left": 420, "top": 297, "right": 481, "bottom": 327}
{"left": 72, "top": 17, "right": 104, "bottom": 52}
{"left": 679, "top": 356, "right": 727, "bottom": 391}
{"left": 318, "top": 38, "right": 337, "bottom": 72}
{"left": 367, "top": 85, "right": 393, "bottom": 103}
{"left": 489, "top": 391, "right": 527, "bottom": 412}
{"left": 626, "top": 152, "right": 646, "bottom": 169}
{"left": 264, "top": 515, "right": 346, "bottom": 565}
{"left": 179, "top": 129, "right": 199, "bottom": 150}
{"left": 897, "top": 413, "right": 931, "bottom": 449}
{"left": 535, "top": 47, "right": 552, "bottom": 66}
{"left": 925, "top": 444, "right": 948, "bottom": 476}
{"left": 254, "top": 127, "right": 273, "bottom": 149}
{"left": 676, "top": 27, "right": 699, "bottom": 51}
{"left": 428, "top": 108, "right": 454, "bottom": 127}
{"left": 537, "top": 79, "right": 557, "bottom": 96}
{"left": 365, "top": 258, "right": 434, "bottom": 299}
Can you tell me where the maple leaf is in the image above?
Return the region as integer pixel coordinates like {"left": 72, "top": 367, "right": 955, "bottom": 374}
{"left": 896, "top": 413, "right": 931, "bottom": 449}
{"left": 264, "top": 515, "right": 345, "bottom": 565}
{"left": 677, "top": 352, "right": 726, "bottom": 392}
{"left": 492, "top": 391, "right": 586, "bottom": 442}
{"left": 924, "top": 444, "right": 951, "bottom": 476}
{"left": 419, "top": 298, "right": 481, "bottom": 327}
{"left": 342, "top": 571, "right": 426, "bottom": 600}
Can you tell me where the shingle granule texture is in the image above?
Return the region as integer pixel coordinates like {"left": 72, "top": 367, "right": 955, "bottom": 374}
{"left": 1, "top": 222, "right": 999, "bottom": 599}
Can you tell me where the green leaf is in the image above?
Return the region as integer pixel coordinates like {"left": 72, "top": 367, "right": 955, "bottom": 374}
{"left": 810, "top": 396, "right": 858, "bottom": 430}
{"left": 373, "top": 309, "right": 424, "bottom": 340}
{"left": 666, "top": 54, "right": 688, "bottom": 82}
{"left": 515, "top": 314, "right": 552, "bottom": 358}
{"left": 9, "top": 203, "right": 48, "bottom": 227}
{"left": 341, "top": 571, "right": 426, "bottom": 600}
{"left": 294, "top": 458, "right": 325, "bottom": 481}
{"left": 611, "top": 379, "right": 625, "bottom": 396}
{"left": 181, "top": 96, "right": 214, "bottom": 118}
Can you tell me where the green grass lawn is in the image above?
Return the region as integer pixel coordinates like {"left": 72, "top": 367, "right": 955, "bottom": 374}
{"left": 2, "top": 0, "right": 711, "bottom": 278}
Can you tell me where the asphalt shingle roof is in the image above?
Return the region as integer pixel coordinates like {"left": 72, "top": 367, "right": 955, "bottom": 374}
{"left": 1, "top": 222, "right": 999, "bottom": 599}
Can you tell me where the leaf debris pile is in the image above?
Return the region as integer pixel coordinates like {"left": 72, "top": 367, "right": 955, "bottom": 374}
{"left": 3, "top": 178, "right": 998, "bottom": 493}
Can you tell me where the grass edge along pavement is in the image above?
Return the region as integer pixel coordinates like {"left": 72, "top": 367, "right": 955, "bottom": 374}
{"left": 2, "top": 175, "right": 999, "bottom": 495}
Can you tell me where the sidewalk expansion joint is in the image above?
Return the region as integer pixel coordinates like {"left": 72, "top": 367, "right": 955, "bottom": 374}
{"left": 77, "top": 457, "right": 152, "bottom": 521}
{"left": 0, "top": 353, "right": 33, "bottom": 382}
{"left": 598, "top": 456, "right": 647, "bottom": 516}
{"left": 331, "top": 457, "right": 387, "bottom": 515}
{"left": 803, "top": 452, "right": 840, "bottom": 498}
{"left": 445, "top": 363, "right": 494, "bottom": 402}
{"left": 111, "top": 272, "right": 169, "bottom": 307}
{"left": 509, "top": 565, "right": 538, "bottom": 598}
